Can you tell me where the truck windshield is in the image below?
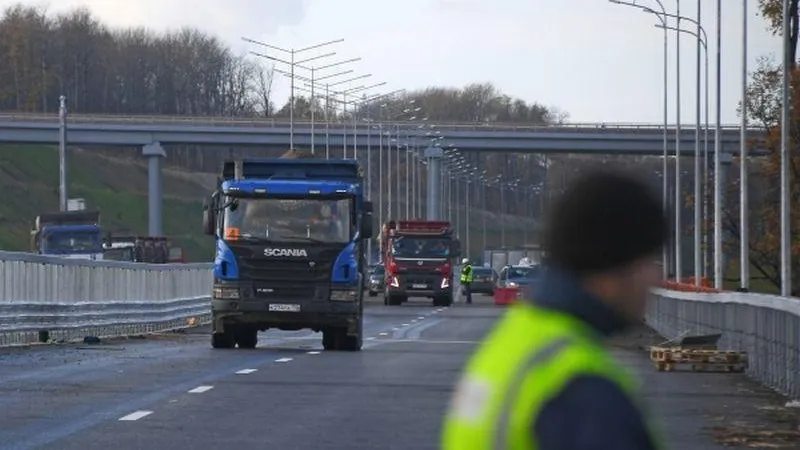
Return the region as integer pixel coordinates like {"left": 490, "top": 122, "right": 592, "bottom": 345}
{"left": 391, "top": 237, "right": 450, "bottom": 258}
{"left": 42, "top": 230, "right": 102, "bottom": 254}
{"left": 223, "top": 197, "right": 353, "bottom": 243}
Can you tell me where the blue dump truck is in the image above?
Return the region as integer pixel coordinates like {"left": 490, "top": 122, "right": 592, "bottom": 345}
{"left": 202, "top": 157, "right": 374, "bottom": 351}
{"left": 30, "top": 210, "right": 104, "bottom": 260}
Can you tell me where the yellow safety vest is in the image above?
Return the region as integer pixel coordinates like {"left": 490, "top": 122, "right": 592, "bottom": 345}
{"left": 441, "top": 303, "right": 661, "bottom": 450}
{"left": 460, "top": 265, "right": 474, "bottom": 283}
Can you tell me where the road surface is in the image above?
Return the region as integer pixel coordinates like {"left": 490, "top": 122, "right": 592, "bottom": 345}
{"left": 0, "top": 294, "right": 796, "bottom": 450}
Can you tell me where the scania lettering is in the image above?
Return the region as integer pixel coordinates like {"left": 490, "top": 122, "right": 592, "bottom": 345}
{"left": 203, "top": 156, "right": 373, "bottom": 351}
{"left": 264, "top": 248, "right": 308, "bottom": 257}
{"left": 380, "top": 220, "right": 460, "bottom": 307}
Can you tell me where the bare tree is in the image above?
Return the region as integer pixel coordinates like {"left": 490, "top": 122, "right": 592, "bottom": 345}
{"left": 253, "top": 63, "right": 274, "bottom": 117}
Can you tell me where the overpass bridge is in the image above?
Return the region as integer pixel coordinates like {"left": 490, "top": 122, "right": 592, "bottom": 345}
{"left": 0, "top": 113, "right": 766, "bottom": 155}
{"left": 0, "top": 113, "right": 768, "bottom": 237}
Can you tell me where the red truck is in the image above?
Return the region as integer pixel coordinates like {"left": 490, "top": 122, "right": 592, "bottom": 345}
{"left": 379, "top": 220, "right": 460, "bottom": 307}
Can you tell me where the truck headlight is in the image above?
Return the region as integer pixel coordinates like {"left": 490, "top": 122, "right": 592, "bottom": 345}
{"left": 331, "top": 289, "right": 358, "bottom": 301}
{"left": 390, "top": 277, "right": 400, "bottom": 287}
{"left": 441, "top": 278, "right": 450, "bottom": 289}
{"left": 213, "top": 286, "right": 240, "bottom": 299}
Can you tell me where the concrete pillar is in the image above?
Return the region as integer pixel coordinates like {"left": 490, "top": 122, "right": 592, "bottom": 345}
{"left": 142, "top": 142, "right": 166, "bottom": 236}
{"left": 425, "top": 146, "right": 443, "bottom": 220}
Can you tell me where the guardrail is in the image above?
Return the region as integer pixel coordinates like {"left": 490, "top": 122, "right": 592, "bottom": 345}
{"left": 0, "top": 250, "right": 213, "bottom": 347}
{"left": 647, "top": 288, "right": 800, "bottom": 400}
{"left": 0, "top": 112, "right": 750, "bottom": 134}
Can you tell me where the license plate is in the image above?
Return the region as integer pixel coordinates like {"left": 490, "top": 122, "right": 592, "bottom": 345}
{"left": 268, "top": 303, "right": 301, "bottom": 312}
{"left": 411, "top": 284, "right": 427, "bottom": 289}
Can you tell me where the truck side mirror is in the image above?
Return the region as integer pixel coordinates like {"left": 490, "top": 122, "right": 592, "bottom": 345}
{"left": 360, "top": 210, "right": 374, "bottom": 239}
{"left": 450, "top": 239, "right": 462, "bottom": 258}
{"left": 202, "top": 196, "right": 216, "bottom": 236}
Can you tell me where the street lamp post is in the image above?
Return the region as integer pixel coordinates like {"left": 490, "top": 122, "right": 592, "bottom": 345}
{"left": 740, "top": 0, "right": 749, "bottom": 291}
{"left": 780, "top": 0, "right": 791, "bottom": 296}
{"left": 609, "top": 0, "right": 669, "bottom": 278}
{"left": 714, "top": 0, "right": 723, "bottom": 289}
{"left": 243, "top": 37, "right": 344, "bottom": 150}
{"left": 655, "top": 11, "right": 709, "bottom": 286}
{"left": 303, "top": 58, "right": 361, "bottom": 155}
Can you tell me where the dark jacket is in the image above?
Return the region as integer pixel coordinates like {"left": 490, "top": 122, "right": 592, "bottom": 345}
{"left": 527, "top": 267, "right": 657, "bottom": 450}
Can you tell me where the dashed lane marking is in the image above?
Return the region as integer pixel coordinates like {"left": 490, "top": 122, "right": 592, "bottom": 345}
{"left": 417, "top": 316, "right": 425, "bottom": 320}
{"left": 188, "top": 386, "right": 214, "bottom": 394}
{"left": 119, "top": 411, "right": 153, "bottom": 421}
{"left": 379, "top": 332, "right": 388, "bottom": 336}
{"left": 402, "top": 323, "right": 410, "bottom": 326}
{"left": 235, "top": 369, "right": 258, "bottom": 375}
{"left": 366, "top": 337, "right": 376, "bottom": 341}
{"left": 275, "top": 357, "right": 293, "bottom": 363}
{"left": 307, "top": 351, "right": 321, "bottom": 355}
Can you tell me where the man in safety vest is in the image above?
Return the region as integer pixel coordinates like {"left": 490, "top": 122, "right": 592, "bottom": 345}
{"left": 460, "top": 258, "right": 474, "bottom": 304}
{"left": 442, "top": 171, "right": 667, "bottom": 450}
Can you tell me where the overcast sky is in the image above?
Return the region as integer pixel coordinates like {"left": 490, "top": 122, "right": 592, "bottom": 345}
{"left": 4, "top": 0, "right": 782, "bottom": 124}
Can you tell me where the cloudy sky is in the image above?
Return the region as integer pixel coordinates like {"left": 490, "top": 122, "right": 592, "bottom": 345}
{"left": 3, "top": 0, "right": 782, "bottom": 124}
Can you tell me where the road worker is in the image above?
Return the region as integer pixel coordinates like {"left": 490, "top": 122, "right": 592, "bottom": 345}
{"left": 459, "top": 258, "right": 474, "bottom": 304}
{"left": 442, "top": 170, "right": 667, "bottom": 450}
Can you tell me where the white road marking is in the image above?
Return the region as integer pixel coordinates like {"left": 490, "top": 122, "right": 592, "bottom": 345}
{"left": 402, "top": 323, "right": 410, "bottom": 326}
{"left": 307, "top": 351, "right": 321, "bottom": 355}
{"left": 418, "top": 316, "right": 425, "bottom": 320}
{"left": 188, "top": 385, "right": 214, "bottom": 394}
{"left": 379, "top": 332, "right": 388, "bottom": 336}
{"left": 366, "top": 337, "right": 376, "bottom": 341}
{"left": 235, "top": 369, "right": 258, "bottom": 375}
{"left": 275, "top": 357, "right": 293, "bottom": 363}
{"left": 392, "top": 327, "right": 400, "bottom": 331}
{"left": 119, "top": 411, "right": 153, "bottom": 421}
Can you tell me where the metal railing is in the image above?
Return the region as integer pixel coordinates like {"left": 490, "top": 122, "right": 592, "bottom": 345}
{"left": 647, "top": 288, "right": 800, "bottom": 400}
{"left": 0, "top": 250, "right": 213, "bottom": 347}
{"left": 0, "top": 112, "right": 750, "bottom": 134}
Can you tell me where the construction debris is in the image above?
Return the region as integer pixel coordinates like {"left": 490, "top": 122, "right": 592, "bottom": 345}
{"left": 649, "top": 333, "right": 748, "bottom": 373}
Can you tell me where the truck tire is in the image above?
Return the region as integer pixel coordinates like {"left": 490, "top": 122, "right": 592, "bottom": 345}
{"left": 368, "top": 290, "right": 377, "bottom": 297}
{"left": 387, "top": 294, "right": 403, "bottom": 306}
{"left": 211, "top": 331, "right": 235, "bottom": 349}
{"left": 433, "top": 293, "right": 453, "bottom": 307}
{"left": 235, "top": 328, "right": 258, "bottom": 349}
{"left": 322, "top": 327, "right": 340, "bottom": 350}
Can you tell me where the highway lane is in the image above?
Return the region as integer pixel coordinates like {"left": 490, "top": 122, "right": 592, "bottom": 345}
{"left": 1, "top": 294, "right": 795, "bottom": 449}
{"left": 0, "top": 295, "right": 499, "bottom": 450}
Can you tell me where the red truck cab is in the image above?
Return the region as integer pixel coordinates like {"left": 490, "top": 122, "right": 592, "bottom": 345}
{"left": 380, "top": 220, "right": 460, "bottom": 307}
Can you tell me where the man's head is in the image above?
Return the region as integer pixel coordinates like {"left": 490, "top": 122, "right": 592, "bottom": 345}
{"left": 542, "top": 170, "right": 667, "bottom": 322}
{"left": 462, "top": 258, "right": 470, "bottom": 265}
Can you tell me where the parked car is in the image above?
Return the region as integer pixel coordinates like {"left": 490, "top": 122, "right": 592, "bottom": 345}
{"left": 468, "top": 266, "right": 498, "bottom": 295}
{"left": 368, "top": 264, "right": 385, "bottom": 297}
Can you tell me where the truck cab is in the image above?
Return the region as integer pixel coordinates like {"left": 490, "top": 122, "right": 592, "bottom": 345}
{"left": 30, "top": 211, "right": 103, "bottom": 260}
{"left": 203, "top": 158, "right": 373, "bottom": 351}
{"left": 380, "top": 220, "right": 460, "bottom": 307}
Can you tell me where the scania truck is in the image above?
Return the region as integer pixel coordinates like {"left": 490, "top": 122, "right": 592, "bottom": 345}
{"left": 202, "top": 158, "right": 373, "bottom": 351}
{"left": 380, "top": 220, "right": 460, "bottom": 307}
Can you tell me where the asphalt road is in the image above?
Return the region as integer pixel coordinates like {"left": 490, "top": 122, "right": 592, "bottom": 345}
{"left": 0, "top": 294, "right": 796, "bottom": 450}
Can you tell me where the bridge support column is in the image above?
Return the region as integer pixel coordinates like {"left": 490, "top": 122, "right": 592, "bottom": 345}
{"left": 425, "top": 146, "right": 444, "bottom": 220}
{"left": 142, "top": 142, "right": 166, "bottom": 236}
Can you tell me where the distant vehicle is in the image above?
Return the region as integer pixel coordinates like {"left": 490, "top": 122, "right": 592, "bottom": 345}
{"left": 102, "top": 235, "right": 172, "bottom": 263}
{"left": 367, "top": 264, "right": 385, "bottom": 297}
{"left": 30, "top": 210, "right": 103, "bottom": 260}
{"left": 496, "top": 264, "right": 541, "bottom": 291}
{"left": 468, "top": 266, "right": 498, "bottom": 295}
{"left": 379, "top": 220, "right": 461, "bottom": 307}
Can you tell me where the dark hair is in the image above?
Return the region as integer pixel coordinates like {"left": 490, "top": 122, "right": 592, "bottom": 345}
{"left": 542, "top": 170, "right": 667, "bottom": 275}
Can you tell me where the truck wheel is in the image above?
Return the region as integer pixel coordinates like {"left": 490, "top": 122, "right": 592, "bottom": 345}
{"left": 341, "top": 321, "right": 363, "bottom": 352}
{"left": 322, "top": 328, "right": 339, "bottom": 350}
{"left": 368, "top": 291, "right": 377, "bottom": 297}
{"left": 211, "top": 331, "right": 235, "bottom": 349}
{"left": 235, "top": 329, "right": 258, "bottom": 349}
{"left": 387, "top": 294, "right": 402, "bottom": 306}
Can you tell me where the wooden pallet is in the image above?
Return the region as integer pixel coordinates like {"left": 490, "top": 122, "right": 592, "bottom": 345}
{"left": 649, "top": 346, "right": 748, "bottom": 373}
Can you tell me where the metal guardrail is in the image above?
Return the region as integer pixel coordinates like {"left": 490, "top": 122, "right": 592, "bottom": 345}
{"left": 647, "top": 288, "right": 800, "bottom": 400}
{"left": 0, "top": 250, "right": 213, "bottom": 347}
{"left": 0, "top": 113, "right": 750, "bottom": 134}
